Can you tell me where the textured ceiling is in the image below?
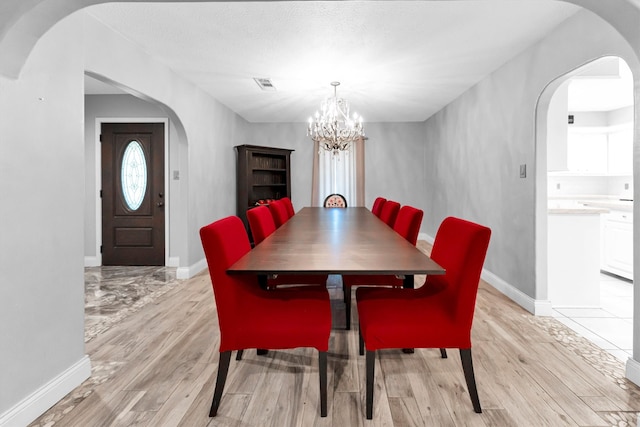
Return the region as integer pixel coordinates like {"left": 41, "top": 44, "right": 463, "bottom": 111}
{"left": 84, "top": 1, "right": 583, "bottom": 123}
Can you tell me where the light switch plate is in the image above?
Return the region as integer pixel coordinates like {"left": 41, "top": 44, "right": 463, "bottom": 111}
{"left": 519, "top": 164, "right": 526, "bottom": 178}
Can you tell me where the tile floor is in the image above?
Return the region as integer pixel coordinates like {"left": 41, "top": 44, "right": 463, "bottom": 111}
{"left": 553, "top": 272, "right": 634, "bottom": 362}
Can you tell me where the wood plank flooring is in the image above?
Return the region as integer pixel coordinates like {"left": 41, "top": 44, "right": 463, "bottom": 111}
{"left": 31, "top": 242, "right": 640, "bottom": 426}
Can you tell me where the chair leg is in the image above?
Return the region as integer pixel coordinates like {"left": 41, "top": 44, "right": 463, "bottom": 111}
{"left": 344, "top": 284, "right": 351, "bottom": 330}
{"left": 459, "top": 348, "right": 482, "bottom": 413}
{"left": 319, "top": 351, "right": 328, "bottom": 417}
{"left": 209, "top": 351, "right": 232, "bottom": 417}
{"left": 358, "top": 328, "right": 364, "bottom": 356}
{"left": 236, "top": 349, "right": 243, "bottom": 360}
{"left": 440, "top": 348, "right": 447, "bottom": 358}
{"left": 366, "top": 350, "right": 375, "bottom": 420}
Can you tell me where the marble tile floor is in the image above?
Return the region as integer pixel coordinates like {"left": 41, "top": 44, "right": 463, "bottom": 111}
{"left": 84, "top": 266, "right": 181, "bottom": 343}
{"left": 553, "top": 272, "right": 634, "bottom": 362}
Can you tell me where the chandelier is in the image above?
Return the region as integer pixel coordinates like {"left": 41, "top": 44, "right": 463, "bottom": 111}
{"left": 307, "top": 82, "right": 365, "bottom": 153}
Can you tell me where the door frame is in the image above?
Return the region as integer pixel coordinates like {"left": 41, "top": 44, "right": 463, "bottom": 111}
{"left": 92, "top": 117, "right": 171, "bottom": 267}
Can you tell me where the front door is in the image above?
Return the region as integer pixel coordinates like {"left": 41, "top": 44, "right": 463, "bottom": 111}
{"left": 101, "top": 122, "right": 165, "bottom": 266}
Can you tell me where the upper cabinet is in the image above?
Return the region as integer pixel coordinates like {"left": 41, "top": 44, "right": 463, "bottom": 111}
{"left": 565, "top": 122, "right": 632, "bottom": 175}
{"left": 548, "top": 57, "right": 633, "bottom": 177}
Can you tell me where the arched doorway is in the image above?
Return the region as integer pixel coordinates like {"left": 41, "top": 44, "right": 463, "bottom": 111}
{"left": 537, "top": 56, "right": 634, "bottom": 361}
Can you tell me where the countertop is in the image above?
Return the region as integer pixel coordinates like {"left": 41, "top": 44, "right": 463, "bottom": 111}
{"left": 548, "top": 196, "right": 633, "bottom": 214}
{"left": 578, "top": 200, "right": 633, "bottom": 212}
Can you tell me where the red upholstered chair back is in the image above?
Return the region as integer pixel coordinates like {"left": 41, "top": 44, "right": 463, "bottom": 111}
{"left": 247, "top": 206, "right": 277, "bottom": 244}
{"left": 199, "top": 216, "right": 256, "bottom": 347}
{"left": 424, "top": 217, "right": 491, "bottom": 333}
{"left": 280, "top": 197, "right": 295, "bottom": 218}
{"left": 371, "top": 197, "right": 386, "bottom": 217}
{"left": 393, "top": 205, "right": 424, "bottom": 245}
{"left": 378, "top": 200, "right": 400, "bottom": 226}
{"left": 268, "top": 200, "right": 289, "bottom": 227}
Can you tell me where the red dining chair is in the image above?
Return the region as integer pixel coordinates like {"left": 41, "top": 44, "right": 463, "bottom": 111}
{"left": 371, "top": 197, "right": 386, "bottom": 217}
{"left": 199, "top": 216, "right": 331, "bottom": 417}
{"left": 280, "top": 196, "right": 295, "bottom": 218}
{"left": 356, "top": 216, "right": 491, "bottom": 419}
{"left": 392, "top": 205, "right": 423, "bottom": 246}
{"left": 342, "top": 205, "right": 424, "bottom": 329}
{"left": 378, "top": 200, "right": 400, "bottom": 226}
{"left": 246, "top": 206, "right": 328, "bottom": 288}
{"left": 268, "top": 199, "right": 290, "bottom": 227}
{"left": 247, "top": 206, "right": 276, "bottom": 245}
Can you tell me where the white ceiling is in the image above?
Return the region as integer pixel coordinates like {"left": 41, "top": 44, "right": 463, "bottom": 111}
{"left": 567, "top": 57, "right": 634, "bottom": 112}
{"left": 84, "top": 1, "right": 583, "bottom": 123}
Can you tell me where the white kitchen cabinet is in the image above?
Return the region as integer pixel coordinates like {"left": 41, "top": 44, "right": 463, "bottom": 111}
{"left": 548, "top": 211, "right": 603, "bottom": 307}
{"left": 601, "top": 210, "right": 633, "bottom": 280}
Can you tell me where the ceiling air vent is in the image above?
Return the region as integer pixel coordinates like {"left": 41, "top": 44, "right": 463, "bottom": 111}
{"left": 254, "top": 77, "right": 276, "bottom": 91}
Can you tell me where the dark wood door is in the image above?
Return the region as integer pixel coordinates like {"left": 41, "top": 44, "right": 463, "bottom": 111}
{"left": 101, "top": 123, "right": 165, "bottom": 266}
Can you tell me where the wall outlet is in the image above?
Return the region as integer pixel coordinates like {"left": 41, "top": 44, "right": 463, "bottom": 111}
{"left": 519, "top": 164, "right": 526, "bottom": 178}
{"left": 625, "top": 183, "right": 629, "bottom": 190}
{"left": 556, "top": 183, "right": 561, "bottom": 190}
{"left": 173, "top": 170, "right": 180, "bottom": 180}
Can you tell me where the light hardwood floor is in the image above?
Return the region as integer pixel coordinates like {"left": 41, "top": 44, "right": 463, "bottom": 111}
{"left": 32, "top": 243, "right": 640, "bottom": 426}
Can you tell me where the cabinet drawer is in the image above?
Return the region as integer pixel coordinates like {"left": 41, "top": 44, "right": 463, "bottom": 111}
{"left": 605, "top": 210, "right": 632, "bottom": 223}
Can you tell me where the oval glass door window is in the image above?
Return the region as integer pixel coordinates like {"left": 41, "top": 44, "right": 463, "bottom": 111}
{"left": 121, "top": 140, "right": 147, "bottom": 211}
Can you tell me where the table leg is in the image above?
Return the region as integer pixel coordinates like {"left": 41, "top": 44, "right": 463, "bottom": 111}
{"left": 403, "top": 274, "right": 414, "bottom": 353}
{"left": 258, "top": 274, "right": 268, "bottom": 290}
{"left": 403, "top": 274, "right": 414, "bottom": 289}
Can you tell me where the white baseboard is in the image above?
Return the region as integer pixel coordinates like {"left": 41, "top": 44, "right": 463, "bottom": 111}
{"left": 166, "top": 256, "right": 179, "bottom": 268}
{"left": 418, "top": 232, "right": 434, "bottom": 244}
{"left": 177, "top": 258, "right": 207, "bottom": 279}
{"left": 481, "top": 270, "right": 553, "bottom": 316}
{"left": 626, "top": 357, "right": 640, "bottom": 387}
{"left": 84, "top": 256, "right": 100, "bottom": 267}
{"left": 0, "top": 355, "right": 91, "bottom": 427}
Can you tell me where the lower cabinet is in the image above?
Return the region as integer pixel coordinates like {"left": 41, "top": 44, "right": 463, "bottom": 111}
{"left": 601, "top": 210, "right": 633, "bottom": 280}
{"left": 548, "top": 212, "right": 602, "bottom": 308}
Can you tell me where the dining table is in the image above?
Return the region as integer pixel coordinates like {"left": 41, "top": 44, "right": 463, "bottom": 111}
{"left": 228, "top": 206, "right": 445, "bottom": 287}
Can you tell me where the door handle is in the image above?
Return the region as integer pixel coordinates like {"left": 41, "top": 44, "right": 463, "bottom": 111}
{"left": 157, "top": 202, "right": 164, "bottom": 207}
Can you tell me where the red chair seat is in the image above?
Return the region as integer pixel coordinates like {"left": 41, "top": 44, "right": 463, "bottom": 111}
{"left": 356, "top": 289, "right": 468, "bottom": 350}
{"left": 227, "top": 284, "right": 331, "bottom": 352}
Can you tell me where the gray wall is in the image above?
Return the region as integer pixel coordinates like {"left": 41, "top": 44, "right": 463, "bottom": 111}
{"left": 0, "top": 14, "right": 88, "bottom": 418}
{"left": 363, "top": 122, "right": 427, "bottom": 213}
{"left": 423, "top": 9, "right": 639, "bottom": 299}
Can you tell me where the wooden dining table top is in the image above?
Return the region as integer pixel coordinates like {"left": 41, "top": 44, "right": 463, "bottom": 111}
{"left": 228, "top": 207, "right": 444, "bottom": 276}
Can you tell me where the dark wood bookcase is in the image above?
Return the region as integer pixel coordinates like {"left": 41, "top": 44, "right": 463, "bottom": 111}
{"left": 235, "top": 144, "right": 293, "bottom": 237}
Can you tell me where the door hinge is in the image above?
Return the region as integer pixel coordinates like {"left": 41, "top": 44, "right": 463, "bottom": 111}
{"left": 100, "top": 245, "right": 103, "bottom": 254}
{"left": 99, "top": 134, "right": 102, "bottom": 142}
{"left": 100, "top": 189, "right": 103, "bottom": 198}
